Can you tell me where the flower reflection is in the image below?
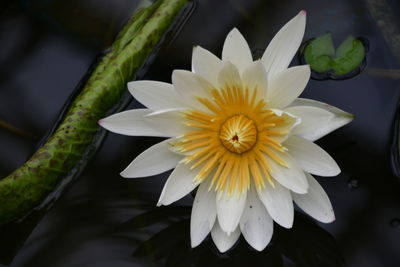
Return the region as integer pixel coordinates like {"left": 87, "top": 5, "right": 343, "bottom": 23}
{"left": 117, "top": 208, "right": 344, "bottom": 267}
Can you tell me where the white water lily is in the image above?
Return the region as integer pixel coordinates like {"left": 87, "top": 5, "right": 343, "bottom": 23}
{"left": 99, "top": 11, "right": 353, "bottom": 252}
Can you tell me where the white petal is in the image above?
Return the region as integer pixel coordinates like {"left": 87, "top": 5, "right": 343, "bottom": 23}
{"left": 284, "top": 136, "right": 340, "bottom": 177}
{"left": 267, "top": 65, "right": 311, "bottom": 109}
{"left": 127, "top": 80, "right": 184, "bottom": 111}
{"left": 240, "top": 187, "right": 273, "bottom": 251}
{"left": 256, "top": 182, "right": 294, "bottom": 228}
{"left": 99, "top": 109, "right": 168, "bottom": 137}
{"left": 192, "top": 46, "right": 223, "bottom": 87}
{"left": 292, "top": 173, "right": 335, "bottom": 223}
{"left": 241, "top": 60, "right": 268, "bottom": 101}
{"left": 284, "top": 105, "right": 335, "bottom": 141}
{"left": 157, "top": 162, "right": 200, "bottom": 206}
{"left": 222, "top": 28, "right": 253, "bottom": 73}
{"left": 120, "top": 139, "right": 182, "bottom": 178}
{"left": 216, "top": 187, "right": 247, "bottom": 235}
{"left": 268, "top": 110, "right": 301, "bottom": 143}
{"left": 218, "top": 61, "right": 242, "bottom": 89}
{"left": 190, "top": 180, "right": 217, "bottom": 248}
{"left": 267, "top": 152, "right": 309, "bottom": 194}
{"left": 262, "top": 11, "right": 306, "bottom": 79}
{"left": 144, "top": 108, "right": 192, "bottom": 136}
{"left": 211, "top": 222, "right": 241, "bottom": 253}
{"left": 288, "top": 98, "right": 354, "bottom": 141}
{"left": 172, "top": 70, "right": 213, "bottom": 111}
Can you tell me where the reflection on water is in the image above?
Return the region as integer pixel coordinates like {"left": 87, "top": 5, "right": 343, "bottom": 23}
{"left": 346, "top": 178, "right": 359, "bottom": 189}
{"left": 1, "top": 0, "right": 400, "bottom": 266}
{"left": 390, "top": 218, "right": 400, "bottom": 228}
{"left": 118, "top": 208, "right": 344, "bottom": 267}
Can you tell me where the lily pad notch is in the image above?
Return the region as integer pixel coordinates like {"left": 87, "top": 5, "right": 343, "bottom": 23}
{"left": 299, "top": 32, "right": 368, "bottom": 80}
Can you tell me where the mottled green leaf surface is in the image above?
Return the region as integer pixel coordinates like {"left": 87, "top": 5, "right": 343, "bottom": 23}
{"left": 0, "top": 0, "right": 188, "bottom": 225}
{"left": 333, "top": 36, "right": 365, "bottom": 75}
{"left": 304, "top": 33, "right": 365, "bottom": 76}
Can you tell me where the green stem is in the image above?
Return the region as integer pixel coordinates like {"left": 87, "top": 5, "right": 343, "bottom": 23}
{"left": 0, "top": 0, "right": 188, "bottom": 225}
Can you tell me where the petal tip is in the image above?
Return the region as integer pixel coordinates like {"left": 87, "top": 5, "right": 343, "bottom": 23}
{"left": 321, "top": 212, "right": 335, "bottom": 223}
{"left": 98, "top": 118, "right": 111, "bottom": 131}
{"left": 228, "top": 27, "right": 240, "bottom": 35}
{"left": 347, "top": 113, "right": 355, "bottom": 121}
{"left": 279, "top": 218, "right": 294, "bottom": 229}
{"left": 214, "top": 242, "right": 232, "bottom": 253}
{"left": 192, "top": 45, "right": 200, "bottom": 52}
{"left": 190, "top": 238, "right": 201, "bottom": 248}
{"left": 327, "top": 164, "right": 341, "bottom": 177}
{"left": 252, "top": 243, "right": 268, "bottom": 252}
{"left": 119, "top": 170, "right": 130, "bottom": 178}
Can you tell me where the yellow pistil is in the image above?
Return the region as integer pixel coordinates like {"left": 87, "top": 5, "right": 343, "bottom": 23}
{"left": 220, "top": 115, "right": 257, "bottom": 154}
{"left": 174, "top": 85, "right": 295, "bottom": 197}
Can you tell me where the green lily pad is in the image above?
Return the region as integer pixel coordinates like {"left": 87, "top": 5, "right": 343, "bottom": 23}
{"left": 304, "top": 33, "right": 366, "bottom": 77}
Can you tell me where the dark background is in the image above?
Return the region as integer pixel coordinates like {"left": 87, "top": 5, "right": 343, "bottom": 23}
{"left": 1, "top": 0, "right": 400, "bottom": 266}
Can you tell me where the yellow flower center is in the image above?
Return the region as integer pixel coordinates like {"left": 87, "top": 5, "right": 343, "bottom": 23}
{"left": 220, "top": 115, "right": 257, "bottom": 154}
{"left": 174, "top": 84, "right": 296, "bottom": 196}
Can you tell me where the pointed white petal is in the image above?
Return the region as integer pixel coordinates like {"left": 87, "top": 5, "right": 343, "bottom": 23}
{"left": 190, "top": 180, "right": 217, "bottom": 248}
{"left": 262, "top": 11, "right": 306, "bottom": 79}
{"left": 256, "top": 182, "right": 294, "bottom": 228}
{"left": 144, "top": 108, "right": 192, "bottom": 136}
{"left": 127, "top": 81, "right": 184, "bottom": 111}
{"left": 240, "top": 188, "right": 273, "bottom": 251}
{"left": 172, "top": 70, "right": 213, "bottom": 111}
{"left": 218, "top": 61, "right": 243, "bottom": 89}
{"left": 157, "top": 162, "right": 200, "bottom": 206}
{"left": 284, "top": 105, "right": 335, "bottom": 141}
{"left": 267, "top": 152, "right": 309, "bottom": 194}
{"left": 241, "top": 60, "right": 268, "bottom": 100}
{"left": 222, "top": 28, "right": 253, "bottom": 73}
{"left": 211, "top": 222, "right": 241, "bottom": 253}
{"left": 288, "top": 98, "right": 354, "bottom": 141}
{"left": 267, "top": 65, "right": 310, "bottom": 109}
{"left": 99, "top": 109, "right": 168, "bottom": 137}
{"left": 216, "top": 187, "right": 247, "bottom": 235}
{"left": 292, "top": 173, "right": 335, "bottom": 223}
{"left": 120, "top": 139, "right": 182, "bottom": 178}
{"left": 284, "top": 136, "right": 340, "bottom": 177}
{"left": 192, "top": 46, "right": 223, "bottom": 87}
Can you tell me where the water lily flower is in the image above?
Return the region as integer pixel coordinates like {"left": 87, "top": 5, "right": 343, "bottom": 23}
{"left": 99, "top": 10, "right": 353, "bottom": 253}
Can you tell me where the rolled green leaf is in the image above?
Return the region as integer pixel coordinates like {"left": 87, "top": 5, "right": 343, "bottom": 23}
{"left": 0, "top": 0, "right": 189, "bottom": 225}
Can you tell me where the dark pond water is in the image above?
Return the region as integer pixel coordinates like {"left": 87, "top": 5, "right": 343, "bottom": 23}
{"left": 1, "top": 0, "right": 400, "bottom": 266}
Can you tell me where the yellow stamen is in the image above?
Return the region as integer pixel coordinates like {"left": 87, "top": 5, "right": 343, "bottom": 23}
{"left": 173, "top": 84, "right": 295, "bottom": 197}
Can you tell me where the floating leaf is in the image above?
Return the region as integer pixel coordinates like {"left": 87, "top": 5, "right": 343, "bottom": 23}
{"left": 302, "top": 33, "right": 366, "bottom": 79}
{"left": 333, "top": 36, "right": 365, "bottom": 75}
{"left": 304, "top": 33, "right": 335, "bottom": 73}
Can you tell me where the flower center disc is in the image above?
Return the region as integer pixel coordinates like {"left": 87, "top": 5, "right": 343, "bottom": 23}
{"left": 219, "top": 115, "right": 257, "bottom": 154}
